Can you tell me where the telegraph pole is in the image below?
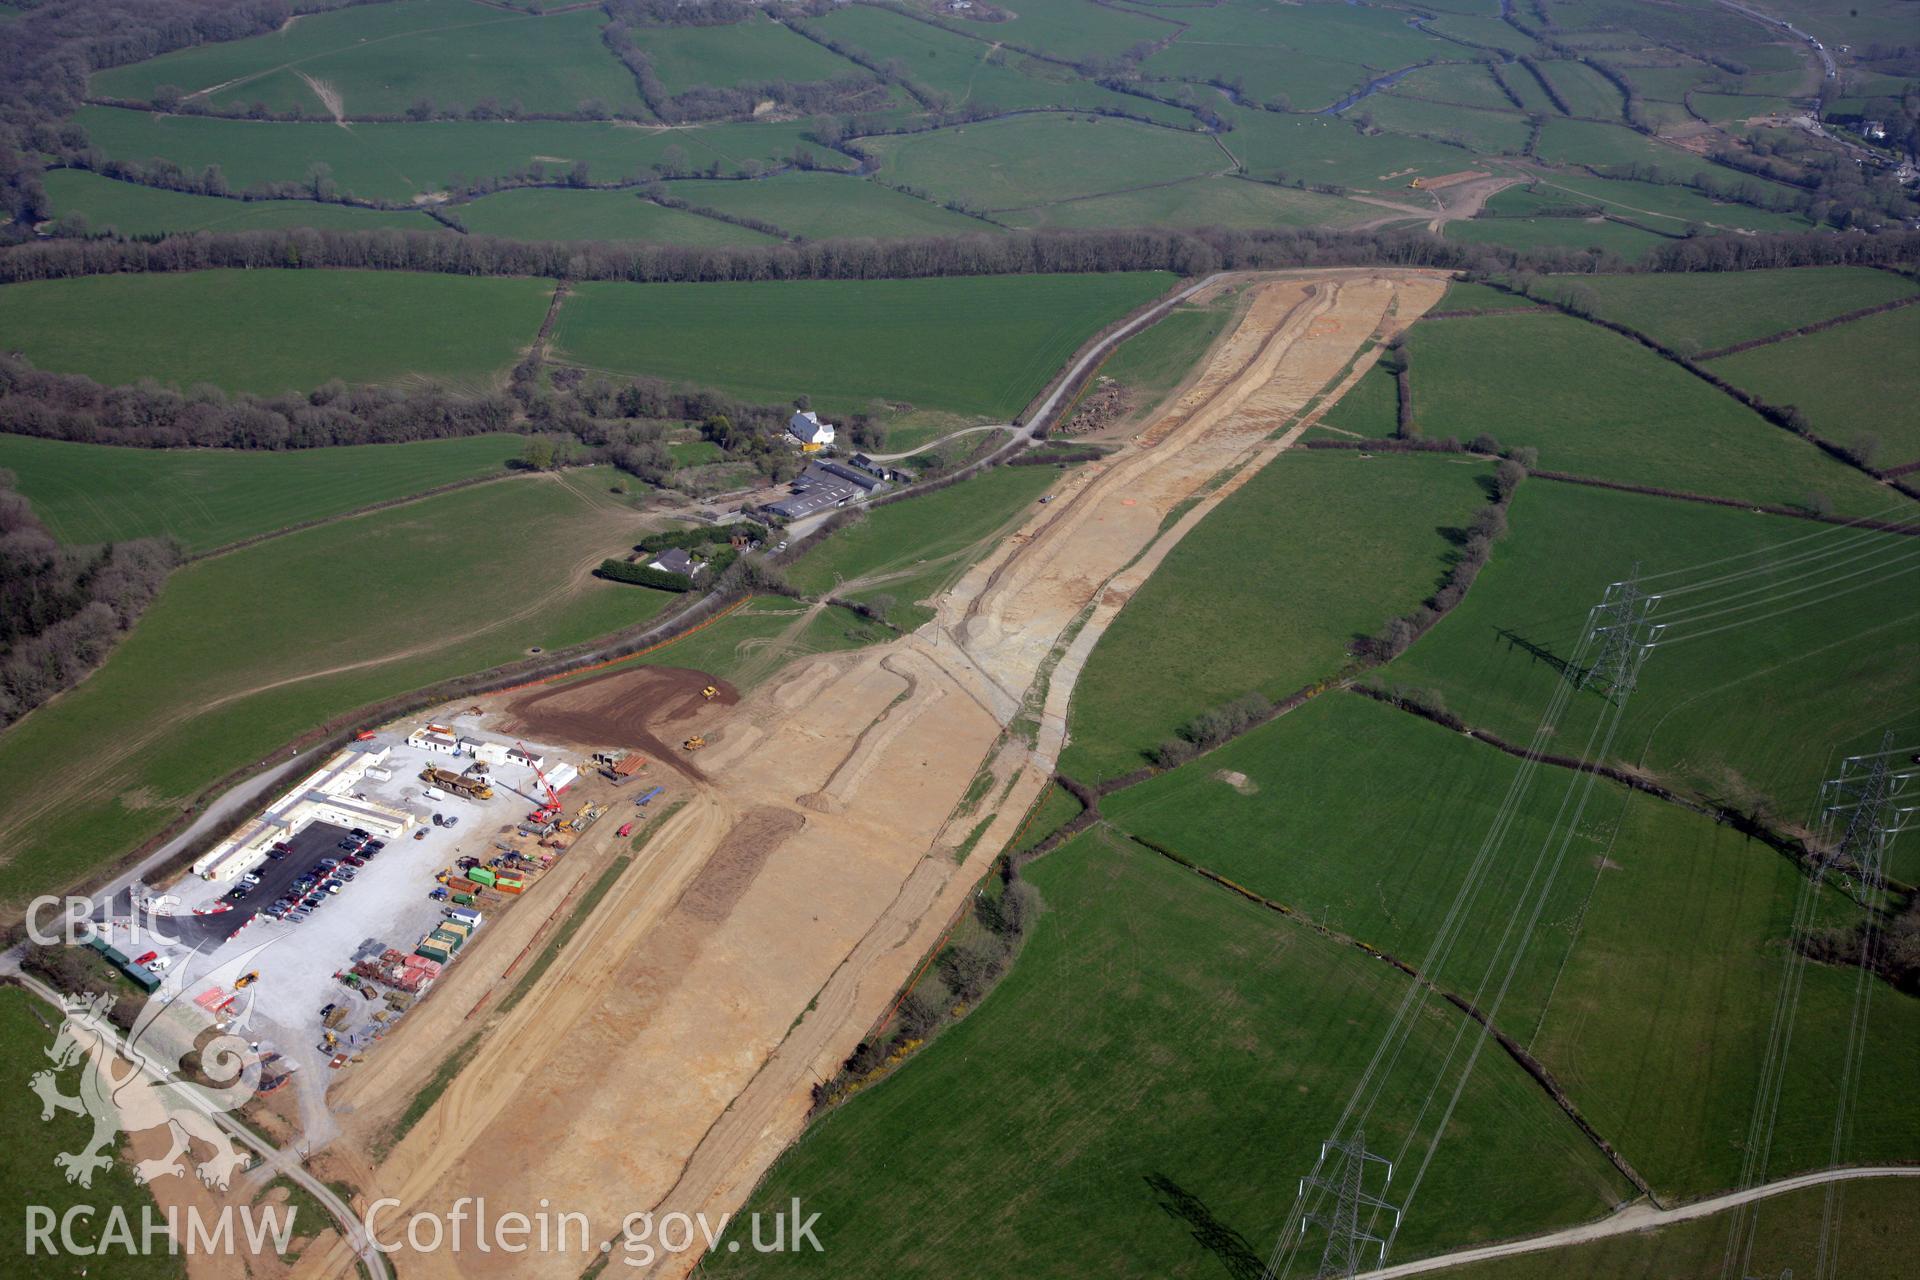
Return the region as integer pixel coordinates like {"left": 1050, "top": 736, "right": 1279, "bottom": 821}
{"left": 1293, "top": 1130, "right": 1400, "bottom": 1279}
{"left": 1581, "top": 566, "right": 1665, "bottom": 698}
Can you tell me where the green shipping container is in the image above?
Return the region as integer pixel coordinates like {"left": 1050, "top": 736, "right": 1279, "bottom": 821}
{"left": 415, "top": 945, "right": 451, "bottom": 963}
{"left": 469, "top": 867, "right": 498, "bottom": 886}
{"left": 429, "top": 929, "right": 464, "bottom": 951}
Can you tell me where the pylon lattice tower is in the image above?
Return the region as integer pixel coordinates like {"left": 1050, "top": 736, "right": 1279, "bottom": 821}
{"left": 1816, "top": 733, "right": 1918, "bottom": 887}
{"left": 1581, "top": 565, "right": 1665, "bottom": 697}
{"left": 1295, "top": 1130, "right": 1401, "bottom": 1279}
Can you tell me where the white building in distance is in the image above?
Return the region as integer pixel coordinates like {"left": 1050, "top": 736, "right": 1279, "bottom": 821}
{"left": 788, "top": 410, "right": 836, "bottom": 451}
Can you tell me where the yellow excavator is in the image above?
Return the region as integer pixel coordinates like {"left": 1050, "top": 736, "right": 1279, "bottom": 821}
{"left": 701, "top": 685, "right": 719, "bottom": 701}
{"left": 683, "top": 736, "right": 706, "bottom": 752}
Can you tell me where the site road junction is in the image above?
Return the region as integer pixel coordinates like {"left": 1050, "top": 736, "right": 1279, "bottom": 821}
{"left": 294, "top": 269, "right": 1450, "bottom": 1280}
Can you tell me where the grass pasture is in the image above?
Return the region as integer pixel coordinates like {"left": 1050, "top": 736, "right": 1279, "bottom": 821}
{"left": 639, "top": 16, "right": 869, "bottom": 97}
{"left": 1144, "top": 2, "right": 1441, "bottom": 111}
{"left": 1522, "top": 172, "right": 1814, "bottom": 235}
{"left": 70, "top": 107, "right": 839, "bottom": 201}
{"left": 1088, "top": 290, "right": 1241, "bottom": 418}
{"left": 1709, "top": 305, "right": 1920, "bottom": 468}
{"left": 863, "top": 115, "right": 1225, "bottom": 211}
{"left": 452, "top": 188, "right": 777, "bottom": 244}
{"left": 1533, "top": 266, "right": 1918, "bottom": 355}
{"left": 550, "top": 273, "right": 1174, "bottom": 419}
{"left": 0, "top": 474, "right": 668, "bottom": 908}
{"left": 998, "top": 174, "right": 1372, "bottom": 231}
{"left": 1388, "top": 61, "right": 1519, "bottom": 113}
{"left": 706, "top": 830, "right": 1629, "bottom": 1277}
{"left": 1358, "top": 94, "right": 1534, "bottom": 156}
{"left": 91, "top": 0, "right": 644, "bottom": 118}
{"left": 787, "top": 463, "right": 1060, "bottom": 628}
{"left": 1445, "top": 210, "right": 1671, "bottom": 258}
{"left": 1402, "top": 311, "right": 1893, "bottom": 513}
{"left": 1380, "top": 478, "right": 1920, "bottom": 821}
{"left": 614, "top": 595, "right": 887, "bottom": 688}
{"left": 1062, "top": 451, "right": 1493, "bottom": 781}
{"left": 0, "top": 988, "right": 185, "bottom": 1280}
{"left": 0, "top": 434, "right": 522, "bottom": 552}
{"left": 0, "top": 269, "right": 552, "bottom": 394}
{"left": 1219, "top": 109, "right": 1497, "bottom": 193}
{"left": 1311, "top": 361, "right": 1397, "bottom": 436}
{"left": 43, "top": 169, "right": 437, "bottom": 236}
{"left": 662, "top": 172, "right": 993, "bottom": 239}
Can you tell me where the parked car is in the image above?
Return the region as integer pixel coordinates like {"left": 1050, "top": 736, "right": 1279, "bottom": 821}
{"left": 268, "top": 846, "right": 289, "bottom": 859}
{"left": 414, "top": 830, "right": 429, "bottom": 841}
{"left": 365, "top": 839, "right": 386, "bottom": 851}
{"left": 445, "top": 816, "right": 460, "bottom": 828}
{"left": 349, "top": 828, "right": 369, "bottom": 838}
{"left": 146, "top": 956, "right": 172, "bottom": 974}
{"left": 235, "top": 971, "right": 260, "bottom": 989}
{"left": 344, "top": 856, "right": 366, "bottom": 868}
{"left": 133, "top": 950, "right": 159, "bottom": 966}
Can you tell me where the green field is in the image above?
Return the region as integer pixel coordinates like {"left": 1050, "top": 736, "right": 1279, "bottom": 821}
{"left": 1381, "top": 478, "right": 1920, "bottom": 819}
{"left": 0, "top": 474, "right": 668, "bottom": 907}
{"left": 0, "top": 433, "right": 522, "bottom": 552}
{"left": 1402, "top": 311, "right": 1894, "bottom": 513}
{"left": 43, "top": 169, "right": 437, "bottom": 236}
{"left": 0, "top": 988, "right": 186, "bottom": 1280}
{"left": 1445, "top": 211, "right": 1672, "bottom": 258}
{"left": 453, "top": 187, "right": 777, "bottom": 244}
{"left": 1435, "top": 281, "right": 1540, "bottom": 312}
{"left": 1062, "top": 452, "right": 1493, "bottom": 781}
{"left": 976, "top": 0, "right": 1174, "bottom": 63}
{"left": 863, "top": 115, "right": 1224, "bottom": 211}
{"left": 617, "top": 594, "right": 888, "bottom": 688}
{"left": 91, "top": 0, "right": 644, "bottom": 118}
{"left": 1312, "top": 360, "right": 1397, "bottom": 436}
{"left": 1219, "top": 108, "right": 1497, "bottom": 192}
{"left": 71, "top": 106, "right": 840, "bottom": 201}
{"left": 640, "top": 15, "right": 868, "bottom": 97}
{"left": 1710, "top": 305, "right": 1920, "bottom": 467}
{"left": 550, "top": 272, "right": 1174, "bottom": 419}
{"left": 1388, "top": 61, "right": 1519, "bottom": 113}
{"left": 998, "top": 173, "right": 1374, "bottom": 231}
{"left": 1534, "top": 266, "right": 1918, "bottom": 354}
{"left": 1538, "top": 59, "right": 1627, "bottom": 119}
{"left": 1358, "top": 94, "right": 1534, "bottom": 156}
{"left": 1145, "top": 2, "right": 1440, "bottom": 112}
{"left": 1088, "top": 290, "right": 1240, "bottom": 414}
{"left": 0, "top": 269, "right": 551, "bottom": 394}
{"left": 662, "top": 172, "right": 993, "bottom": 239}
{"left": 707, "top": 829, "right": 1629, "bottom": 1277}
{"left": 1520, "top": 172, "right": 1815, "bottom": 236}
{"left": 1454, "top": 1178, "right": 1919, "bottom": 1279}
{"left": 787, "top": 463, "right": 1060, "bottom": 628}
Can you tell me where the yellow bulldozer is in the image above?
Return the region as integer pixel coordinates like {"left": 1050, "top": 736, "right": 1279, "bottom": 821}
{"left": 701, "top": 685, "right": 718, "bottom": 700}
{"left": 683, "top": 736, "right": 706, "bottom": 752}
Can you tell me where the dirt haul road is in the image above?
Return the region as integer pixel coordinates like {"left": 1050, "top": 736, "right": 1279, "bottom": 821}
{"left": 307, "top": 269, "right": 1446, "bottom": 1280}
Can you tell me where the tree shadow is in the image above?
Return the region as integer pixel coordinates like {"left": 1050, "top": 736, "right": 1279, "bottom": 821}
{"left": 1496, "top": 627, "right": 1593, "bottom": 686}
{"left": 1145, "top": 1173, "right": 1266, "bottom": 1280}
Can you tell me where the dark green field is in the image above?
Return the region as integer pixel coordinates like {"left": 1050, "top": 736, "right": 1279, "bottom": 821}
{"left": 707, "top": 830, "right": 1629, "bottom": 1277}
{"left": 1062, "top": 451, "right": 1492, "bottom": 782}
{"left": 0, "top": 269, "right": 552, "bottom": 394}
{"left": 44, "top": 169, "right": 438, "bottom": 236}
{"left": 551, "top": 273, "right": 1175, "bottom": 418}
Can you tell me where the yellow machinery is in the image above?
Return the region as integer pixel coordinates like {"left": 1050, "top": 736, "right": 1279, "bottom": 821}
{"left": 683, "top": 736, "right": 706, "bottom": 752}
{"left": 701, "top": 685, "right": 719, "bottom": 700}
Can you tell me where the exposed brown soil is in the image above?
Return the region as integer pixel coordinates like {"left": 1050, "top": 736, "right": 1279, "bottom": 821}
{"left": 503, "top": 665, "right": 737, "bottom": 781}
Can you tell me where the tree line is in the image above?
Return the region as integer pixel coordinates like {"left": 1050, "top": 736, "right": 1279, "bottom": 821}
{"left": 0, "top": 468, "right": 175, "bottom": 729}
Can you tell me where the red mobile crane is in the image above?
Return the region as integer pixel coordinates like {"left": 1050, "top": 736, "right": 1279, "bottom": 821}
{"left": 517, "top": 741, "right": 563, "bottom": 821}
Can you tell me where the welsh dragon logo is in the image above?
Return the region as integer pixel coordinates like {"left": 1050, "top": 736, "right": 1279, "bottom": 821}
{"left": 31, "top": 938, "right": 271, "bottom": 1190}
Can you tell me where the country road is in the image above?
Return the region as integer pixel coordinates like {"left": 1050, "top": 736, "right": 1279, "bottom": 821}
{"left": 1352, "top": 1166, "right": 1920, "bottom": 1278}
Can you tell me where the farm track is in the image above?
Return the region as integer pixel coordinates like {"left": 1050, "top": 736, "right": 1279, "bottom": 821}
{"left": 306, "top": 268, "right": 1448, "bottom": 1279}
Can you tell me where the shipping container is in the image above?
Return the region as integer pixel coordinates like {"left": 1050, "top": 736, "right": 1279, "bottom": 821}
{"left": 429, "top": 929, "right": 464, "bottom": 951}
{"left": 496, "top": 880, "right": 525, "bottom": 895}
{"left": 440, "top": 920, "right": 473, "bottom": 938}
{"left": 446, "top": 907, "right": 482, "bottom": 926}
{"left": 468, "top": 867, "right": 497, "bottom": 886}
{"left": 414, "top": 944, "right": 451, "bottom": 963}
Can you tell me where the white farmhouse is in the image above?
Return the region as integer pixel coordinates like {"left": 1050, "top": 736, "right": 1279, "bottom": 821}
{"left": 788, "top": 409, "right": 836, "bottom": 451}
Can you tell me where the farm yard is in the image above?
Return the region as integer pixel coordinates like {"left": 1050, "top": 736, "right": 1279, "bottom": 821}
{"left": 1, "top": 0, "right": 1918, "bottom": 1271}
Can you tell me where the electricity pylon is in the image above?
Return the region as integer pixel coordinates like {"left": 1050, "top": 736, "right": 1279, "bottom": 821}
{"left": 1816, "top": 733, "right": 1918, "bottom": 889}
{"left": 1581, "top": 566, "right": 1665, "bottom": 698}
{"left": 1295, "top": 1130, "right": 1400, "bottom": 1279}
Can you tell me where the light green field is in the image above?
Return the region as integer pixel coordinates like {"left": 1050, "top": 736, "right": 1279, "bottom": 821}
{"left": 92, "top": 0, "right": 644, "bottom": 118}
{"left": 550, "top": 272, "right": 1174, "bottom": 419}
{"left": 999, "top": 173, "right": 1375, "bottom": 231}
{"left": 0, "top": 269, "right": 551, "bottom": 394}
{"left": 0, "top": 434, "right": 522, "bottom": 552}
{"left": 1312, "top": 361, "right": 1397, "bottom": 436}
{"left": 453, "top": 188, "right": 777, "bottom": 244}
{"left": 1382, "top": 478, "right": 1920, "bottom": 819}
{"left": 0, "top": 474, "right": 667, "bottom": 907}
{"left": 1403, "top": 311, "right": 1893, "bottom": 512}
{"left": 0, "top": 988, "right": 186, "bottom": 1280}
{"left": 1435, "top": 281, "right": 1541, "bottom": 312}
{"left": 640, "top": 15, "right": 868, "bottom": 97}
{"left": 1536, "top": 266, "right": 1918, "bottom": 354}
{"left": 1710, "top": 306, "right": 1920, "bottom": 467}
{"left": 1534, "top": 118, "right": 1738, "bottom": 184}
{"left": 807, "top": 6, "right": 1194, "bottom": 124}
{"left": 1219, "top": 109, "right": 1495, "bottom": 192}
{"left": 706, "top": 829, "right": 1630, "bottom": 1277}
{"left": 1522, "top": 172, "right": 1815, "bottom": 235}
{"left": 1091, "top": 290, "right": 1239, "bottom": 413}
{"left": 71, "top": 106, "right": 840, "bottom": 201}
{"left": 1452, "top": 1178, "right": 1919, "bottom": 1280}
{"left": 978, "top": 0, "right": 1174, "bottom": 63}
{"left": 1538, "top": 59, "right": 1627, "bottom": 119}
{"left": 788, "top": 463, "right": 1060, "bottom": 628}
{"left": 1062, "top": 452, "right": 1492, "bottom": 781}
{"left": 1359, "top": 94, "right": 1534, "bottom": 155}
{"left": 662, "top": 172, "right": 994, "bottom": 239}
{"left": 1388, "top": 61, "right": 1519, "bottom": 113}
{"left": 1444, "top": 212, "right": 1671, "bottom": 258}
{"left": 616, "top": 595, "right": 887, "bottom": 689}
{"left": 863, "top": 115, "right": 1225, "bottom": 211}
{"left": 1690, "top": 91, "right": 1797, "bottom": 122}
{"left": 43, "top": 169, "right": 437, "bottom": 235}
{"left": 1145, "top": 2, "right": 1440, "bottom": 111}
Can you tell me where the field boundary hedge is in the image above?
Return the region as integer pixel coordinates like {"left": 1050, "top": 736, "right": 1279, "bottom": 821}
{"left": 1120, "top": 827, "right": 1659, "bottom": 1200}
{"left": 1692, "top": 291, "right": 1920, "bottom": 361}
